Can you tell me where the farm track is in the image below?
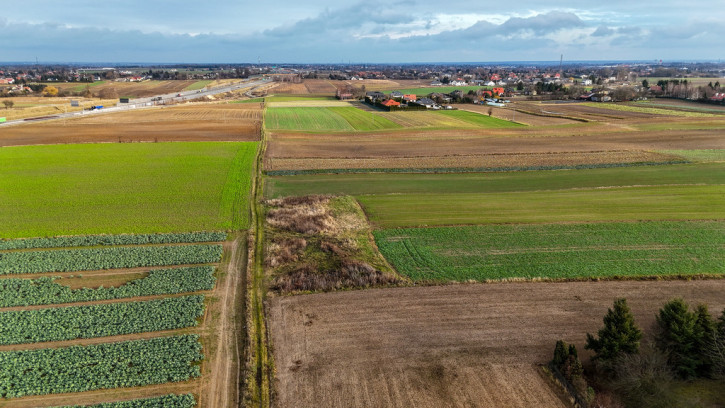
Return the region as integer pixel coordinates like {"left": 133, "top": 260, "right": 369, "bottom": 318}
{"left": 270, "top": 280, "right": 725, "bottom": 408}
{"left": 3, "top": 380, "right": 199, "bottom": 408}
{"left": 200, "top": 233, "right": 247, "bottom": 408}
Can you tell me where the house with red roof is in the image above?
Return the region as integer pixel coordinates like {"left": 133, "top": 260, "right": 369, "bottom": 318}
{"left": 381, "top": 99, "right": 400, "bottom": 107}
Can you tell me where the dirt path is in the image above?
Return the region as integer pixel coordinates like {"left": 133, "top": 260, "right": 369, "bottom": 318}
{"left": 269, "top": 280, "right": 725, "bottom": 408}
{"left": 2, "top": 381, "right": 199, "bottom": 408}
{"left": 199, "top": 234, "right": 247, "bottom": 408}
{"left": 0, "top": 329, "right": 200, "bottom": 352}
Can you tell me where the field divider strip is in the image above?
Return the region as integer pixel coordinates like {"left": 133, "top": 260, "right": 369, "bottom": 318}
{"left": 0, "top": 290, "right": 214, "bottom": 312}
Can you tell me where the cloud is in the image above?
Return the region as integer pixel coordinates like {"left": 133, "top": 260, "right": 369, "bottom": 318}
{"left": 0, "top": 6, "right": 721, "bottom": 63}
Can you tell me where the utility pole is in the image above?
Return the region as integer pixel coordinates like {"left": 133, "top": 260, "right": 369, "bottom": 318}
{"left": 559, "top": 54, "right": 563, "bottom": 73}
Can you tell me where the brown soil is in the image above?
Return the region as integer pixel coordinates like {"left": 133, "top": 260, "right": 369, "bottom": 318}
{"left": 0, "top": 103, "right": 262, "bottom": 146}
{"left": 266, "top": 151, "right": 679, "bottom": 171}
{"left": 197, "top": 234, "right": 247, "bottom": 408}
{"left": 266, "top": 128, "right": 725, "bottom": 161}
{"left": 4, "top": 382, "right": 199, "bottom": 408}
{"left": 457, "top": 104, "right": 580, "bottom": 126}
{"left": 269, "top": 280, "right": 725, "bottom": 408}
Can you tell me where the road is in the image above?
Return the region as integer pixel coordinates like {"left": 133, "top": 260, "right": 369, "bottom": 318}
{"left": 0, "top": 77, "right": 270, "bottom": 128}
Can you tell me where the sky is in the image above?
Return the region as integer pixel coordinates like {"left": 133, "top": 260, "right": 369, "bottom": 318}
{"left": 1, "top": 1, "right": 723, "bottom": 64}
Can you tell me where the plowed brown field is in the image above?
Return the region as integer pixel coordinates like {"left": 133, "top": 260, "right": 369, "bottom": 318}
{"left": 270, "top": 280, "right": 725, "bottom": 408}
{"left": 266, "top": 126, "right": 725, "bottom": 170}
{"left": 0, "top": 103, "right": 262, "bottom": 146}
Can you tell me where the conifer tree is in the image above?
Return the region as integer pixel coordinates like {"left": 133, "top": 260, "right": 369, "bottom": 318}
{"left": 586, "top": 298, "right": 642, "bottom": 362}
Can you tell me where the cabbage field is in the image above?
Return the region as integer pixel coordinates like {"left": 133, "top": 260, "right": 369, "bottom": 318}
{"left": 0, "top": 335, "right": 203, "bottom": 398}
{"left": 0, "top": 266, "right": 215, "bottom": 307}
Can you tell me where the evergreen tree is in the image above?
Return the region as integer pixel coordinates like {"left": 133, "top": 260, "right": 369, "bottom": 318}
{"left": 654, "top": 298, "right": 703, "bottom": 379}
{"left": 586, "top": 298, "right": 643, "bottom": 363}
{"left": 695, "top": 304, "right": 716, "bottom": 377}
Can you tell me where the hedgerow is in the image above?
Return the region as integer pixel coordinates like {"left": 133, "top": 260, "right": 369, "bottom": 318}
{"left": 0, "top": 244, "right": 223, "bottom": 274}
{"left": 0, "top": 295, "right": 205, "bottom": 345}
{"left": 50, "top": 394, "right": 196, "bottom": 408}
{"left": 0, "top": 231, "right": 227, "bottom": 251}
{"left": 0, "top": 266, "right": 216, "bottom": 307}
{"left": 0, "top": 335, "right": 203, "bottom": 398}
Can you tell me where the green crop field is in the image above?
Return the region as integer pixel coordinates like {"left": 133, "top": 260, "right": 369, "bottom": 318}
{"left": 266, "top": 107, "right": 401, "bottom": 131}
{"left": 659, "top": 150, "right": 725, "bottom": 162}
{"left": 184, "top": 80, "right": 213, "bottom": 91}
{"left": 265, "top": 162, "right": 725, "bottom": 198}
{"left": 374, "top": 221, "right": 725, "bottom": 281}
{"left": 357, "top": 185, "right": 725, "bottom": 228}
{"left": 0, "top": 266, "right": 215, "bottom": 307}
{"left": 0, "top": 142, "right": 257, "bottom": 238}
{"left": 0, "top": 335, "right": 202, "bottom": 398}
{"left": 0, "top": 295, "right": 205, "bottom": 345}
{"left": 384, "top": 86, "right": 489, "bottom": 95}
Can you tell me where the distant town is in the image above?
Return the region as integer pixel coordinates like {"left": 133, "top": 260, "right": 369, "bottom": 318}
{"left": 1, "top": 62, "right": 724, "bottom": 105}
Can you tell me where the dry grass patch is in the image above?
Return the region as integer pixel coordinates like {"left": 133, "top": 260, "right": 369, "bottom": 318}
{"left": 264, "top": 195, "right": 401, "bottom": 294}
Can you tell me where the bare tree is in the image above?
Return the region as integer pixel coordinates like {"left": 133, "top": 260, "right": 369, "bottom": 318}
{"left": 2, "top": 100, "right": 14, "bottom": 109}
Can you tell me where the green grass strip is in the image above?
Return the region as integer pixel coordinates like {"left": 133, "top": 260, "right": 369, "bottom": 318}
{"left": 265, "top": 162, "right": 720, "bottom": 198}
{"left": 358, "top": 185, "right": 725, "bottom": 228}
{"left": 0, "top": 266, "right": 215, "bottom": 307}
{"left": 0, "top": 335, "right": 202, "bottom": 398}
{"left": 374, "top": 221, "right": 725, "bottom": 281}
{"left": 0, "top": 295, "right": 205, "bottom": 345}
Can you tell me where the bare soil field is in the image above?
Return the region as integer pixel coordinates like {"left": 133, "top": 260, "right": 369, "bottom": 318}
{"left": 516, "top": 101, "right": 652, "bottom": 120}
{"left": 266, "top": 150, "right": 680, "bottom": 171}
{"left": 457, "top": 104, "right": 580, "bottom": 126}
{"left": 304, "top": 80, "right": 338, "bottom": 94}
{"left": 266, "top": 127, "right": 725, "bottom": 169}
{"left": 342, "top": 79, "right": 430, "bottom": 91}
{"left": 0, "top": 103, "right": 262, "bottom": 146}
{"left": 270, "top": 82, "right": 314, "bottom": 94}
{"left": 87, "top": 80, "right": 197, "bottom": 98}
{"left": 269, "top": 280, "right": 725, "bottom": 408}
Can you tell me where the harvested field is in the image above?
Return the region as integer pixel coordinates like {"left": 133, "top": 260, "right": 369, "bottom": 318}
{"left": 87, "top": 80, "right": 197, "bottom": 98}
{"left": 0, "top": 96, "right": 118, "bottom": 121}
{"left": 0, "top": 103, "right": 262, "bottom": 146}
{"left": 341, "top": 79, "right": 428, "bottom": 91}
{"left": 582, "top": 102, "right": 722, "bottom": 118}
{"left": 267, "top": 127, "right": 725, "bottom": 163}
{"left": 304, "top": 80, "right": 338, "bottom": 94}
{"left": 265, "top": 150, "right": 680, "bottom": 172}
{"left": 457, "top": 104, "right": 579, "bottom": 126}
{"left": 270, "top": 82, "right": 312, "bottom": 94}
{"left": 269, "top": 280, "right": 725, "bottom": 408}
{"left": 637, "top": 98, "right": 725, "bottom": 113}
